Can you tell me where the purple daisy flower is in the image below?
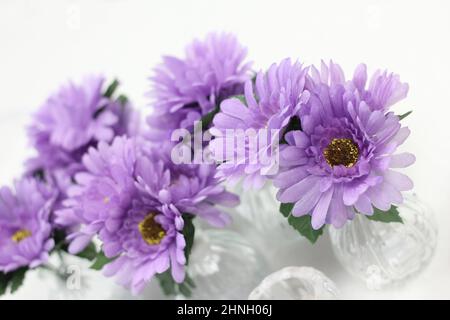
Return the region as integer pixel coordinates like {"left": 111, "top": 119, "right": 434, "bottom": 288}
{"left": 209, "top": 58, "right": 309, "bottom": 188}
{"left": 310, "top": 61, "right": 409, "bottom": 112}
{"left": 27, "top": 75, "right": 138, "bottom": 198}
{"left": 147, "top": 32, "right": 252, "bottom": 140}
{"left": 0, "top": 178, "right": 56, "bottom": 272}
{"left": 55, "top": 137, "right": 238, "bottom": 294}
{"left": 101, "top": 203, "right": 186, "bottom": 294}
{"left": 274, "top": 61, "right": 415, "bottom": 229}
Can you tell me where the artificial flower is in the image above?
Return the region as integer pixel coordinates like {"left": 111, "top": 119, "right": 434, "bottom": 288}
{"left": 210, "top": 58, "right": 309, "bottom": 188}
{"left": 0, "top": 178, "right": 56, "bottom": 272}
{"left": 147, "top": 32, "right": 252, "bottom": 140}
{"left": 274, "top": 61, "right": 414, "bottom": 229}
{"left": 55, "top": 137, "right": 238, "bottom": 294}
{"left": 26, "top": 75, "right": 138, "bottom": 199}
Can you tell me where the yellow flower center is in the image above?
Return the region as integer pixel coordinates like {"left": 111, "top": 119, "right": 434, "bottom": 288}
{"left": 11, "top": 229, "right": 32, "bottom": 243}
{"left": 138, "top": 213, "right": 166, "bottom": 246}
{"left": 323, "top": 138, "right": 359, "bottom": 168}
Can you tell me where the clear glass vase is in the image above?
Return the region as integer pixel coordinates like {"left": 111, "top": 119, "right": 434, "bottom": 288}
{"left": 248, "top": 266, "right": 339, "bottom": 300}
{"left": 328, "top": 193, "right": 437, "bottom": 289}
{"left": 1, "top": 253, "right": 132, "bottom": 300}
{"left": 181, "top": 228, "right": 269, "bottom": 300}
{"left": 228, "top": 182, "right": 301, "bottom": 261}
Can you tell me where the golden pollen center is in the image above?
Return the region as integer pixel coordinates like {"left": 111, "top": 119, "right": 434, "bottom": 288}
{"left": 138, "top": 213, "right": 166, "bottom": 246}
{"left": 12, "top": 229, "right": 32, "bottom": 243}
{"left": 323, "top": 138, "right": 359, "bottom": 168}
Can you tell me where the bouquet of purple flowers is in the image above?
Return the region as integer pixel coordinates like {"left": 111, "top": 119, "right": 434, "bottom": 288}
{"left": 0, "top": 32, "right": 414, "bottom": 297}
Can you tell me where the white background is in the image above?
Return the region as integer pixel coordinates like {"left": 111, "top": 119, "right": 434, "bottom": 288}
{"left": 1, "top": 0, "right": 450, "bottom": 299}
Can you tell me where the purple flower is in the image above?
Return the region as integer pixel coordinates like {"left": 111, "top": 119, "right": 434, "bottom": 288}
{"left": 210, "top": 59, "right": 309, "bottom": 188}
{"left": 310, "top": 62, "right": 409, "bottom": 112}
{"left": 27, "top": 75, "right": 138, "bottom": 199}
{"left": 147, "top": 32, "right": 252, "bottom": 141}
{"left": 274, "top": 62, "right": 414, "bottom": 229}
{"left": 0, "top": 178, "right": 56, "bottom": 272}
{"left": 55, "top": 137, "right": 238, "bottom": 294}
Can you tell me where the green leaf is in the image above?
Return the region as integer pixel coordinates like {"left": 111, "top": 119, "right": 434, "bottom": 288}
{"left": 9, "top": 268, "right": 27, "bottom": 294}
{"left": 0, "top": 272, "right": 10, "bottom": 296}
{"left": 182, "top": 214, "right": 196, "bottom": 264}
{"left": 117, "top": 94, "right": 128, "bottom": 106}
{"left": 398, "top": 110, "right": 412, "bottom": 121}
{"left": 279, "top": 202, "right": 294, "bottom": 217}
{"left": 178, "top": 282, "right": 192, "bottom": 298}
{"left": 184, "top": 274, "right": 196, "bottom": 288}
{"left": 366, "top": 206, "right": 403, "bottom": 223}
{"left": 279, "top": 202, "right": 324, "bottom": 243}
{"left": 76, "top": 242, "right": 98, "bottom": 261}
{"left": 90, "top": 250, "right": 116, "bottom": 270}
{"left": 200, "top": 106, "right": 220, "bottom": 129}
{"left": 104, "top": 79, "right": 120, "bottom": 98}
{"left": 156, "top": 271, "right": 196, "bottom": 298}
{"left": 0, "top": 267, "right": 28, "bottom": 296}
{"left": 156, "top": 270, "right": 177, "bottom": 296}
{"left": 287, "top": 215, "right": 324, "bottom": 244}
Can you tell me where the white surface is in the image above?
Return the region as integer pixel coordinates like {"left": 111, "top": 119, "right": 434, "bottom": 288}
{"left": 1, "top": 0, "right": 450, "bottom": 299}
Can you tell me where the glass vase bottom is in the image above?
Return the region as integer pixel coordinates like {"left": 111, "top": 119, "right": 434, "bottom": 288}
{"left": 183, "top": 228, "right": 269, "bottom": 300}
{"left": 328, "top": 193, "right": 437, "bottom": 289}
{"left": 248, "top": 266, "right": 339, "bottom": 300}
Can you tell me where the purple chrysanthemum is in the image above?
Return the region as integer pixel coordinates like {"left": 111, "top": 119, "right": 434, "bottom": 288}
{"left": 209, "top": 59, "right": 309, "bottom": 188}
{"left": 146, "top": 32, "right": 252, "bottom": 140}
{"left": 310, "top": 61, "right": 409, "bottom": 112}
{"left": 0, "top": 178, "right": 56, "bottom": 272}
{"left": 274, "top": 62, "right": 414, "bottom": 229}
{"left": 55, "top": 137, "right": 238, "bottom": 294}
{"left": 27, "top": 75, "right": 138, "bottom": 198}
